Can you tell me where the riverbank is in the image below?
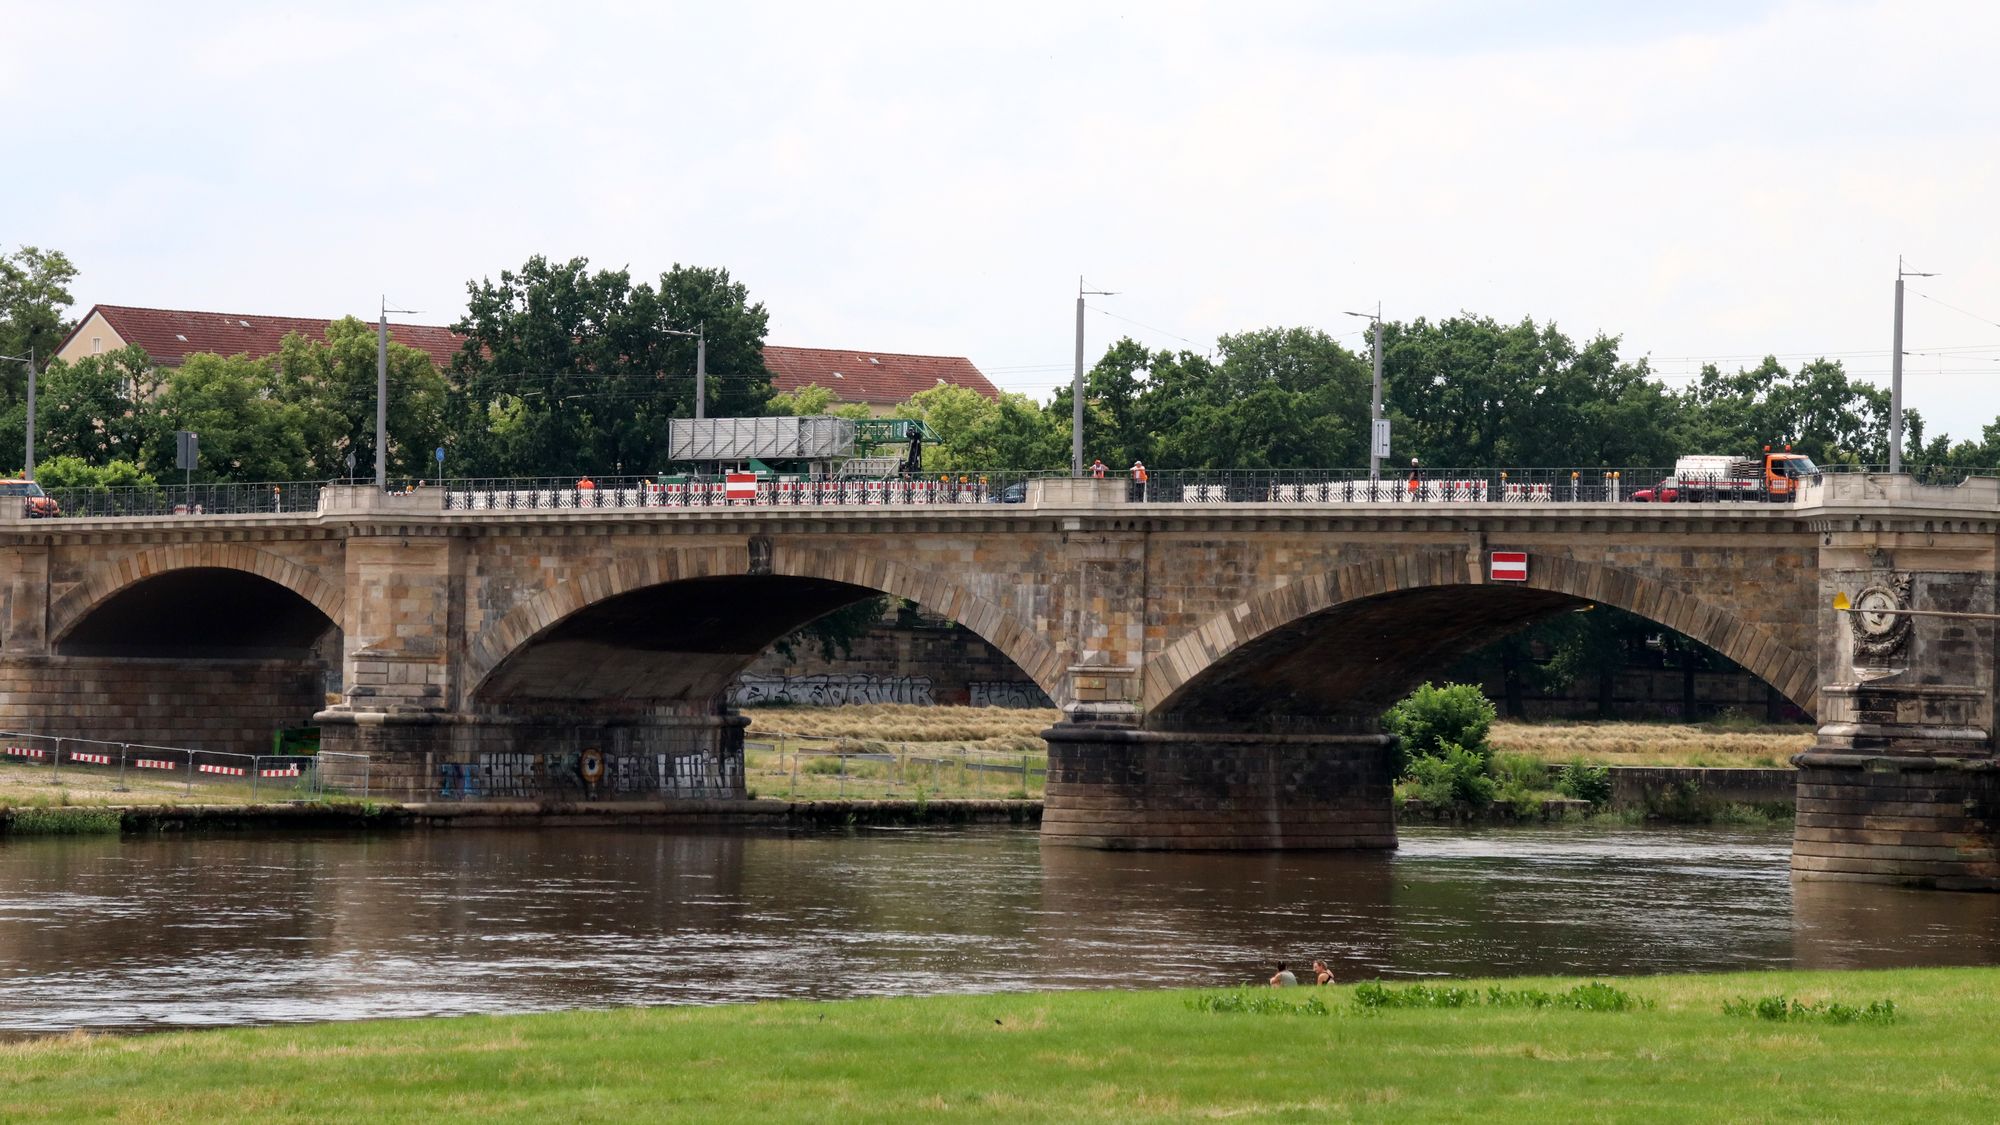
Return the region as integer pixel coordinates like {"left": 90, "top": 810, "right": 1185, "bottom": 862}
{"left": 0, "top": 797, "right": 1042, "bottom": 834}
{"left": 4, "top": 966, "right": 1994, "bottom": 1120}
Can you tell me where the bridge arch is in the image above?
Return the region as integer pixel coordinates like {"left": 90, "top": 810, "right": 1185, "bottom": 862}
{"left": 48, "top": 544, "right": 346, "bottom": 650}
{"left": 1146, "top": 550, "right": 1816, "bottom": 725}
{"left": 463, "top": 541, "right": 1065, "bottom": 707}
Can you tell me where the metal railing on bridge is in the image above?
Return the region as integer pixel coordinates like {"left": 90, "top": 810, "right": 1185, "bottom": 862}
{"left": 25, "top": 463, "right": 1985, "bottom": 519}
{"left": 42, "top": 481, "right": 326, "bottom": 519}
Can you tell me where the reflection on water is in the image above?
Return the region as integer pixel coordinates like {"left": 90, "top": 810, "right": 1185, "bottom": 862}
{"left": 1, "top": 823, "right": 1997, "bottom": 1031}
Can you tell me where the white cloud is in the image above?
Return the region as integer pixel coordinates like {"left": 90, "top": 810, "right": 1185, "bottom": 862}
{"left": 7, "top": 0, "right": 1997, "bottom": 437}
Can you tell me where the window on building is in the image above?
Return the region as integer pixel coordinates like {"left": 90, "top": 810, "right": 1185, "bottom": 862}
{"left": 92, "top": 337, "right": 103, "bottom": 353}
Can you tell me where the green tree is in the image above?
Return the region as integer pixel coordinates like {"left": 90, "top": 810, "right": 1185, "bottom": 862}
{"left": 1382, "top": 315, "right": 1674, "bottom": 468}
{"left": 276, "top": 318, "right": 446, "bottom": 480}
{"left": 0, "top": 246, "right": 78, "bottom": 410}
{"left": 34, "top": 345, "right": 157, "bottom": 465}
{"left": 767, "top": 384, "right": 870, "bottom": 420}
{"left": 449, "top": 255, "right": 773, "bottom": 477}
{"left": 156, "top": 353, "right": 314, "bottom": 480}
{"left": 33, "top": 454, "right": 157, "bottom": 490}
{"left": 1671, "top": 356, "right": 1888, "bottom": 465}
{"left": 895, "top": 384, "right": 1065, "bottom": 471}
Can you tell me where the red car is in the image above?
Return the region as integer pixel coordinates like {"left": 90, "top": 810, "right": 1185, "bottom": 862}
{"left": 0, "top": 479, "right": 60, "bottom": 518}
{"left": 1629, "top": 477, "right": 1680, "bottom": 503}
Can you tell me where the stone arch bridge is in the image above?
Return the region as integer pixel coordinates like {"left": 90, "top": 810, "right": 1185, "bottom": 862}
{"left": 1, "top": 476, "right": 1995, "bottom": 888}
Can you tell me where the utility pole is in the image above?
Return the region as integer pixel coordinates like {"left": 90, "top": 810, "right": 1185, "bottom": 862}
{"left": 377, "top": 297, "right": 420, "bottom": 488}
{"left": 1889, "top": 257, "right": 1936, "bottom": 475}
{"left": 376, "top": 298, "right": 388, "bottom": 489}
{"left": 1071, "top": 277, "right": 1116, "bottom": 476}
{"left": 663, "top": 326, "right": 707, "bottom": 417}
{"left": 1344, "top": 305, "right": 1386, "bottom": 480}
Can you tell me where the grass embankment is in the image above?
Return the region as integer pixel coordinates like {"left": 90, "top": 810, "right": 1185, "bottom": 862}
{"left": 1490, "top": 715, "right": 1813, "bottom": 768}
{"left": 4, "top": 968, "right": 1995, "bottom": 1121}
{"left": 741, "top": 704, "right": 1060, "bottom": 801}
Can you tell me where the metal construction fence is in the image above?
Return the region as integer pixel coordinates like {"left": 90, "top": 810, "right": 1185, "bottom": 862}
{"left": 0, "top": 731, "right": 370, "bottom": 801}
{"left": 743, "top": 732, "right": 1044, "bottom": 800}
{"left": 438, "top": 472, "right": 1040, "bottom": 511}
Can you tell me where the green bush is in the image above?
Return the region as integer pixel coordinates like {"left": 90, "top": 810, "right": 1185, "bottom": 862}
{"left": 1384, "top": 683, "right": 1496, "bottom": 771}
{"left": 1555, "top": 761, "right": 1613, "bottom": 807}
{"left": 1404, "top": 743, "right": 1497, "bottom": 808}
{"left": 32, "top": 455, "right": 158, "bottom": 491}
{"left": 1491, "top": 752, "right": 1549, "bottom": 791}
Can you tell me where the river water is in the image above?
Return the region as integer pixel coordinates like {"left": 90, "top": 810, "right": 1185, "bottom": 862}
{"left": 2, "top": 823, "right": 1998, "bottom": 1033}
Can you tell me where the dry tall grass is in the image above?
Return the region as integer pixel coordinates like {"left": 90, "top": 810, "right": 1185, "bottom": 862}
{"left": 743, "top": 703, "right": 1060, "bottom": 745}
{"left": 747, "top": 705, "right": 1814, "bottom": 769}
{"left": 1490, "top": 719, "right": 1813, "bottom": 768}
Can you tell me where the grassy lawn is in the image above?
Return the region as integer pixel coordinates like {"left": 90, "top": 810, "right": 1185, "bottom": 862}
{"left": 742, "top": 704, "right": 1054, "bottom": 801}
{"left": 2, "top": 967, "right": 1993, "bottom": 1121}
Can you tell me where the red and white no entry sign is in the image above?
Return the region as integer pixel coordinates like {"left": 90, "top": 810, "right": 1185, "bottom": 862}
{"left": 725, "top": 473, "right": 759, "bottom": 501}
{"left": 1490, "top": 551, "right": 1528, "bottom": 582}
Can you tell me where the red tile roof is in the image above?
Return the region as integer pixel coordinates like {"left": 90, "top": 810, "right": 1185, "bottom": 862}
{"left": 61, "top": 306, "right": 996, "bottom": 408}
{"left": 761, "top": 345, "right": 998, "bottom": 406}
{"left": 64, "top": 305, "right": 466, "bottom": 369}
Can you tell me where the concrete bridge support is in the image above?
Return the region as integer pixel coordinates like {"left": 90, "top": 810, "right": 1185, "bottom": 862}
{"left": 1040, "top": 724, "right": 1396, "bottom": 849}
{"left": 1792, "top": 476, "right": 2000, "bottom": 891}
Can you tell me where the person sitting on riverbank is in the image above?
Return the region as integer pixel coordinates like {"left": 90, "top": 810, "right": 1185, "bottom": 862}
{"left": 1312, "top": 960, "right": 1334, "bottom": 986}
{"left": 1269, "top": 963, "right": 1297, "bottom": 987}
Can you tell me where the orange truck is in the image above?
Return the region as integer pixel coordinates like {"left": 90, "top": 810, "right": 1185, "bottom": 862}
{"left": 1630, "top": 446, "right": 1819, "bottom": 502}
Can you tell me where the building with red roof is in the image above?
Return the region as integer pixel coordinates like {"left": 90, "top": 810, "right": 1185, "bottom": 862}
{"left": 761, "top": 345, "right": 999, "bottom": 413}
{"left": 52, "top": 305, "right": 465, "bottom": 370}
{"left": 53, "top": 306, "right": 1000, "bottom": 413}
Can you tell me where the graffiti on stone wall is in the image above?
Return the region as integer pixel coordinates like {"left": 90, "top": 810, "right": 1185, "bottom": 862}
{"left": 731, "top": 673, "right": 935, "bottom": 707}
{"left": 967, "top": 681, "right": 1053, "bottom": 708}
{"left": 435, "top": 747, "right": 741, "bottom": 799}
{"left": 436, "top": 752, "right": 541, "bottom": 799}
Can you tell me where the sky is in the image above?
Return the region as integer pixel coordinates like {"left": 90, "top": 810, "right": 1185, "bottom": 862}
{"left": 8, "top": 0, "right": 2000, "bottom": 439}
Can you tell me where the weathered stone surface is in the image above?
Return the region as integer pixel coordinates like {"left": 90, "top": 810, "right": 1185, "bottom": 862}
{"left": 1041, "top": 724, "right": 1396, "bottom": 850}
{"left": 0, "top": 474, "right": 1994, "bottom": 873}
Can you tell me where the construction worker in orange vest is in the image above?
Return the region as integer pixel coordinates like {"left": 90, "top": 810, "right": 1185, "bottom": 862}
{"left": 1130, "top": 460, "right": 1148, "bottom": 501}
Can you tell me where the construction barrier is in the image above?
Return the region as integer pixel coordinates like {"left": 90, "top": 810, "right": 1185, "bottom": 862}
{"left": 135, "top": 759, "right": 176, "bottom": 771}
{"left": 197, "top": 763, "right": 246, "bottom": 777}
{"left": 68, "top": 751, "right": 112, "bottom": 765}
{"left": 5, "top": 745, "right": 46, "bottom": 759}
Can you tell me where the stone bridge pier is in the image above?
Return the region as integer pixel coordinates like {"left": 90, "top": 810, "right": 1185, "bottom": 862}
{"left": 1790, "top": 476, "right": 2000, "bottom": 890}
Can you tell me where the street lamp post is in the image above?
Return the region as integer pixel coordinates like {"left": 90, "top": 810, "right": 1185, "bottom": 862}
{"left": 1071, "top": 277, "right": 1117, "bottom": 476}
{"left": 662, "top": 325, "right": 707, "bottom": 418}
{"left": 0, "top": 348, "right": 32, "bottom": 479}
{"left": 1342, "top": 306, "right": 1385, "bottom": 481}
{"left": 1889, "top": 257, "right": 1936, "bottom": 475}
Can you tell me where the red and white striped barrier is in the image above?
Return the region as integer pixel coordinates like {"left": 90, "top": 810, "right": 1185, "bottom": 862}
{"left": 135, "top": 759, "right": 177, "bottom": 771}
{"left": 6, "top": 745, "right": 47, "bottom": 759}
{"left": 197, "top": 763, "right": 246, "bottom": 777}
{"left": 259, "top": 766, "right": 302, "bottom": 777}
{"left": 68, "top": 751, "right": 112, "bottom": 765}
